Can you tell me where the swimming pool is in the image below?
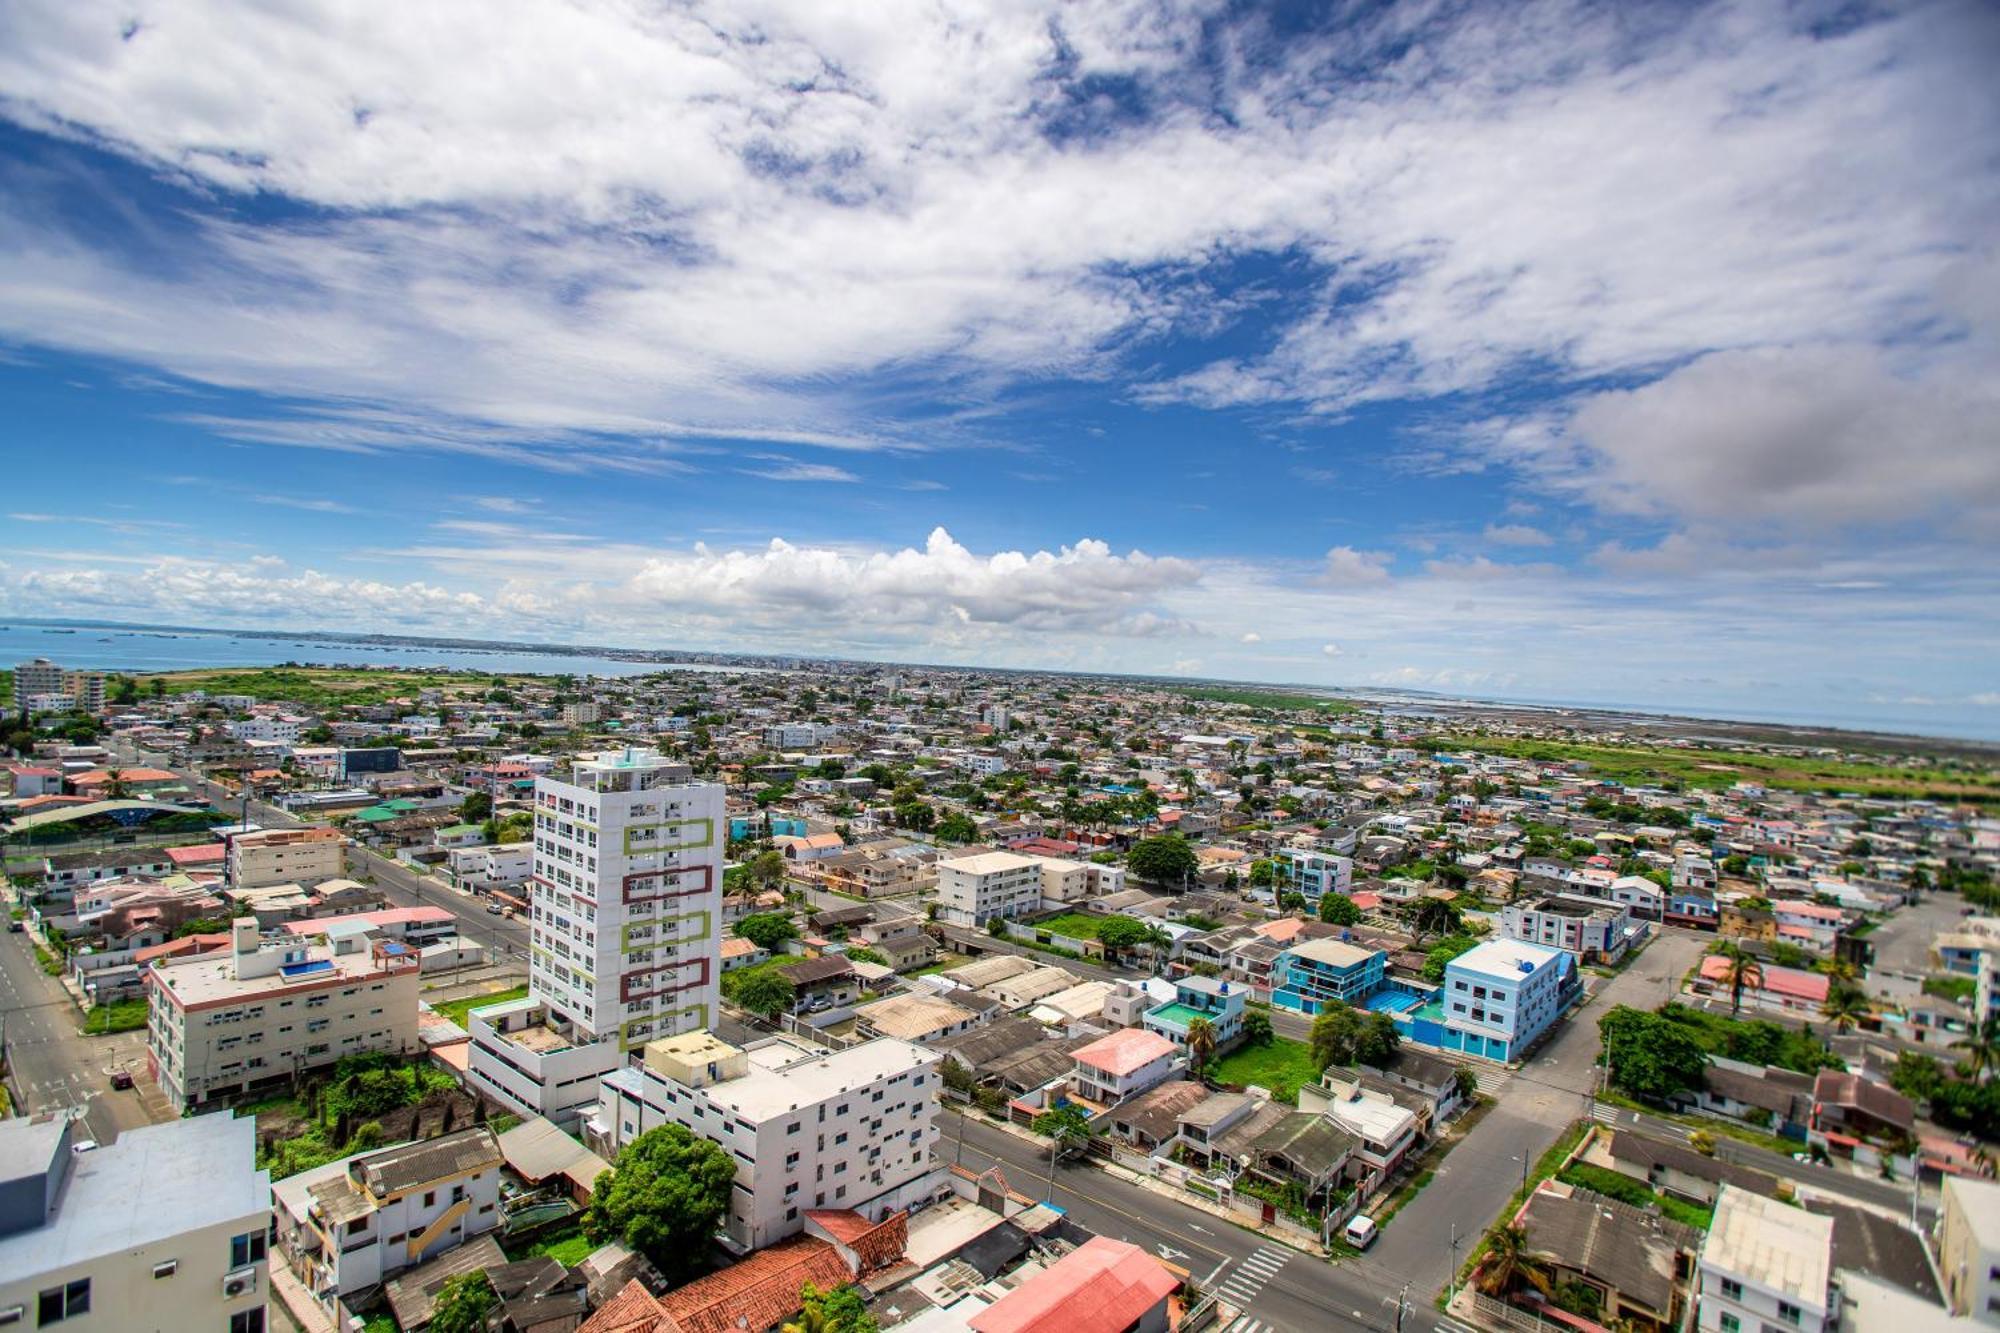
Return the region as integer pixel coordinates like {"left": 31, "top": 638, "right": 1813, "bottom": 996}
{"left": 1363, "top": 990, "right": 1423, "bottom": 1015}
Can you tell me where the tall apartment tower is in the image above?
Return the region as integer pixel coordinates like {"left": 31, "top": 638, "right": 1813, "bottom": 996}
{"left": 470, "top": 747, "right": 725, "bottom": 1127}
{"left": 530, "top": 747, "right": 724, "bottom": 1044}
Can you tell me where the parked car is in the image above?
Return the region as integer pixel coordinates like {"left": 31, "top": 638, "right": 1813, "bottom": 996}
{"left": 485, "top": 902, "right": 504, "bottom": 915}
{"left": 110, "top": 1070, "right": 135, "bottom": 1091}
{"left": 1344, "top": 1215, "right": 1379, "bottom": 1250}
{"left": 71, "top": 1140, "right": 99, "bottom": 1155}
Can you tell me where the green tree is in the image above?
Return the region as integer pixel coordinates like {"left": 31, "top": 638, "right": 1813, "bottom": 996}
{"left": 1241, "top": 1010, "right": 1274, "bottom": 1047}
{"left": 584, "top": 1124, "right": 738, "bottom": 1279}
{"left": 750, "top": 849, "right": 788, "bottom": 888}
{"left": 892, "top": 799, "right": 935, "bottom": 832}
{"left": 786, "top": 1283, "right": 879, "bottom": 1333}
{"left": 845, "top": 947, "right": 888, "bottom": 967}
{"left": 1318, "top": 894, "right": 1361, "bottom": 926}
{"left": 459, "top": 790, "right": 493, "bottom": 822}
{"left": 733, "top": 968, "right": 797, "bottom": 1018}
{"left": 1186, "top": 1017, "right": 1217, "bottom": 1080}
{"left": 1420, "top": 935, "right": 1479, "bottom": 983}
{"left": 1400, "top": 897, "right": 1462, "bottom": 945}
{"left": 1095, "top": 915, "right": 1152, "bottom": 959}
{"left": 1599, "top": 1006, "right": 1709, "bottom": 1102}
{"left": 1821, "top": 980, "right": 1869, "bottom": 1033}
{"left": 1711, "top": 941, "right": 1764, "bottom": 1017}
{"left": 1953, "top": 1016, "right": 2000, "bottom": 1083}
{"left": 429, "top": 1272, "right": 497, "bottom": 1333}
{"left": 1310, "top": 1002, "right": 1364, "bottom": 1071}
{"left": 1354, "top": 1011, "right": 1400, "bottom": 1068}
{"left": 1479, "top": 1225, "right": 1554, "bottom": 1298}
{"left": 1247, "top": 859, "right": 1278, "bottom": 889}
{"left": 1127, "top": 834, "right": 1199, "bottom": 886}
{"left": 935, "top": 812, "right": 979, "bottom": 843}
{"left": 736, "top": 912, "right": 799, "bottom": 952}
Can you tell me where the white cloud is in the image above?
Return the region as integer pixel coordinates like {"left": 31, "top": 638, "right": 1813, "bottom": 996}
{"left": 1563, "top": 344, "right": 2000, "bottom": 531}
{"left": 739, "top": 459, "right": 861, "bottom": 484}
{"left": 1483, "top": 523, "right": 1554, "bottom": 548}
{"left": 1321, "top": 642, "right": 1342, "bottom": 657}
{"left": 1315, "top": 546, "right": 1393, "bottom": 586}
{"left": 0, "top": 0, "right": 1985, "bottom": 474}
{"left": 1240, "top": 631, "right": 1261, "bottom": 644}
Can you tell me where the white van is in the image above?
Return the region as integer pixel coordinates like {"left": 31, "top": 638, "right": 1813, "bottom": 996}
{"left": 1343, "top": 1215, "right": 1378, "bottom": 1250}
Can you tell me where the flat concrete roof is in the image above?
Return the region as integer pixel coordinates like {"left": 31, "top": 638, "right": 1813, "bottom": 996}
{"left": 0, "top": 1114, "right": 268, "bottom": 1278}
{"left": 1703, "top": 1184, "right": 1832, "bottom": 1304}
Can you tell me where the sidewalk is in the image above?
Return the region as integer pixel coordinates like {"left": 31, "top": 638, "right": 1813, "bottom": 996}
{"left": 268, "top": 1260, "right": 337, "bottom": 1333}
{"left": 967, "top": 1111, "right": 1331, "bottom": 1258}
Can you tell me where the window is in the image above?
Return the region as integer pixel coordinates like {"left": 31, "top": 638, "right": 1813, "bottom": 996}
{"left": 230, "top": 1229, "right": 268, "bottom": 1268}
{"left": 230, "top": 1311, "right": 267, "bottom": 1333}
{"left": 37, "top": 1279, "right": 89, "bottom": 1324}
{"left": 1718, "top": 1316, "right": 1739, "bottom": 1333}
{"left": 1778, "top": 1302, "right": 1801, "bottom": 1326}
{"left": 1720, "top": 1279, "right": 1743, "bottom": 1302}
{"left": 153, "top": 1260, "right": 178, "bottom": 1279}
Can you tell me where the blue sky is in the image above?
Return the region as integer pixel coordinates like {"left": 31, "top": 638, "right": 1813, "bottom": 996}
{"left": 0, "top": 0, "right": 1996, "bottom": 737}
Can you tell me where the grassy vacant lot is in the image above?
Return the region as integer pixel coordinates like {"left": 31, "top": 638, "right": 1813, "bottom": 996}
{"left": 908, "top": 955, "right": 974, "bottom": 978}
{"left": 508, "top": 1224, "right": 595, "bottom": 1267}
{"left": 83, "top": 997, "right": 149, "bottom": 1034}
{"left": 1446, "top": 734, "right": 2000, "bottom": 802}
{"left": 1032, "top": 911, "right": 1108, "bottom": 941}
{"left": 1174, "top": 685, "right": 1356, "bottom": 715}
{"left": 146, "top": 666, "right": 535, "bottom": 709}
{"left": 1209, "top": 1037, "right": 1320, "bottom": 1104}
{"left": 429, "top": 984, "right": 531, "bottom": 1029}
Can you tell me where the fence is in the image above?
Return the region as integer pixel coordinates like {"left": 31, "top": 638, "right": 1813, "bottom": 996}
{"left": 1472, "top": 1294, "right": 1566, "bottom": 1333}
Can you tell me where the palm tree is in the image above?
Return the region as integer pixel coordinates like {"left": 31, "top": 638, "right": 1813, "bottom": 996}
{"left": 1186, "top": 1017, "right": 1217, "bottom": 1081}
{"left": 1712, "top": 943, "right": 1764, "bottom": 1016}
{"left": 1144, "top": 925, "right": 1174, "bottom": 975}
{"left": 1953, "top": 1016, "right": 2000, "bottom": 1083}
{"left": 103, "top": 767, "right": 130, "bottom": 800}
{"left": 1479, "top": 1225, "right": 1554, "bottom": 1298}
{"left": 1821, "top": 980, "right": 1869, "bottom": 1033}
{"left": 1816, "top": 957, "right": 1859, "bottom": 983}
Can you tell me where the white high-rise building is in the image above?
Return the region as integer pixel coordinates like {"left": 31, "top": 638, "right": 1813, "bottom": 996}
{"left": 468, "top": 747, "right": 725, "bottom": 1127}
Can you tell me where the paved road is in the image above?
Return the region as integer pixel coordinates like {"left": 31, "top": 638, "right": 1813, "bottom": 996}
{"left": 0, "top": 922, "right": 163, "bottom": 1144}
{"left": 940, "top": 1110, "right": 1438, "bottom": 1333}
{"left": 1370, "top": 927, "right": 1712, "bottom": 1296}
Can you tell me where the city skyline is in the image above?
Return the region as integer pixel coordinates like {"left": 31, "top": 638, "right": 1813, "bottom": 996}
{"left": 2, "top": 1, "right": 1996, "bottom": 734}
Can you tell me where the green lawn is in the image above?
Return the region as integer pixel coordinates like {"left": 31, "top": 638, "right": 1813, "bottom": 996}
{"left": 908, "top": 956, "right": 974, "bottom": 978}
{"left": 430, "top": 984, "right": 531, "bottom": 1029}
{"left": 83, "top": 997, "right": 149, "bottom": 1034}
{"left": 1443, "top": 733, "right": 2000, "bottom": 802}
{"left": 1032, "top": 912, "right": 1107, "bottom": 941}
{"left": 1209, "top": 1038, "right": 1320, "bottom": 1104}
{"left": 510, "top": 1225, "right": 594, "bottom": 1267}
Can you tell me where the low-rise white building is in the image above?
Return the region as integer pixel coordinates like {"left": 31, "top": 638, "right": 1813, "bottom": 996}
{"left": 1070, "top": 1028, "right": 1179, "bottom": 1105}
{"left": 0, "top": 1112, "right": 271, "bottom": 1333}
{"left": 446, "top": 841, "right": 532, "bottom": 892}
{"left": 1697, "top": 1185, "right": 1836, "bottom": 1333}
{"left": 588, "top": 1032, "right": 944, "bottom": 1252}
{"left": 147, "top": 917, "right": 422, "bottom": 1113}
{"left": 271, "top": 1127, "right": 504, "bottom": 1310}
{"left": 935, "top": 850, "right": 1044, "bottom": 927}
{"left": 1500, "top": 894, "right": 1647, "bottom": 963}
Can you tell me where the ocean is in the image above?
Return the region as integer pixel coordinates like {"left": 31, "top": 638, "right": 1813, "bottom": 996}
{"left": 0, "top": 621, "right": 750, "bottom": 679}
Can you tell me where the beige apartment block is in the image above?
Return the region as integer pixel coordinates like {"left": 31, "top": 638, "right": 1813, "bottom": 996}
{"left": 147, "top": 918, "right": 420, "bottom": 1113}
{"left": 229, "top": 826, "right": 347, "bottom": 889}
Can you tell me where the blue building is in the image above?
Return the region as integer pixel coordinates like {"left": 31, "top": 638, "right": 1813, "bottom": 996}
{"left": 1427, "top": 939, "right": 1574, "bottom": 1062}
{"left": 728, "top": 815, "right": 808, "bottom": 842}
{"left": 1144, "top": 975, "right": 1246, "bottom": 1050}
{"left": 1271, "top": 938, "right": 1387, "bottom": 1015}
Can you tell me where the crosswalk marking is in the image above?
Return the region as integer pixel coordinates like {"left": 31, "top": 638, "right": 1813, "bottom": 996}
{"left": 1223, "top": 1318, "right": 1266, "bottom": 1333}
{"left": 1216, "top": 1245, "right": 1291, "bottom": 1313}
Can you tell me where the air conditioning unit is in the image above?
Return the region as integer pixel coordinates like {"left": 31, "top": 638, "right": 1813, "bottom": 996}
{"left": 222, "top": 1268, "right": 259, "bottom": 1299}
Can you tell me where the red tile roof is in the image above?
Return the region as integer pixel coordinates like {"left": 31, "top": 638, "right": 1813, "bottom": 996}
{"left": 657, "top": 1236, "right": 853, "bottom": 1333}
{"left": 577, "top": 1279, "right": 672, "bottom": 1333}
{"left": 166, "top": 843, "right": 226, "bottom": 866}
{"left": 134, "top": 933, "right": 233, "bottom": 966}
{"left": 803, "top": 1210, "right": 907, "bottom": 1271}
{"left": 968, "top": 1237, "right": 1178, "bottom": 1333}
